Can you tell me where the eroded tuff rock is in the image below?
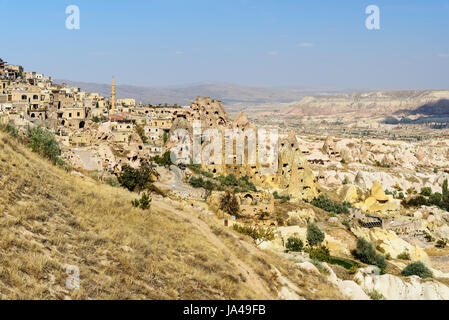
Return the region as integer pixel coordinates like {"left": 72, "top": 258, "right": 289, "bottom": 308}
{"left": 355, "top": 266, "right": 449, "bottom": 300}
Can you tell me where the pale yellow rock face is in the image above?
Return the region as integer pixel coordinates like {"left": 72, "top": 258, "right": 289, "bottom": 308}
{"left": 371, "top": 181, "right": 388, "bottom": 201}
{"left": 338, "top": 184, "right": 366, "bottom": 204}
{"left": 276, "top": 131, "right": 319, "bottom": 201}
{"left": 352, "top": 227, "right": 430, "bottom": 265}
{"left": 355, "top": 266, "right": 449, "bottom": 300}
{"left": 355, "top": 181, "right": 400, "bottom": 215}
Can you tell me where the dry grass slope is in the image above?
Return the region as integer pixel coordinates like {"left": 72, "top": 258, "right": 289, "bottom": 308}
{"left": 0, "top": 132, "right": 343, "bottom": 300}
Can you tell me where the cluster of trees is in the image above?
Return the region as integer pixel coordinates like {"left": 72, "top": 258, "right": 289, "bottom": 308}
{"left": 285, "top": 223, "right": 325, "bottom": 253}
{"left": 285, "top": 224, "right": 360, "bottom": 271}
{"left": 310, "top": 194, "right": 352, "bottom": 214}
{"left": 186, "top": 164, "right": 214, "bottom": 178}
{"left": 188, "top": 173, "right": 257, "bottom": 194}
{"left": 216, "top": 174, "right": 257, "bottom": 192}
{"left": 1, "top": 123, "right": 66, "bottom": 168}
{"left": 401, "top": 180, "right": 449, "bottom": 212}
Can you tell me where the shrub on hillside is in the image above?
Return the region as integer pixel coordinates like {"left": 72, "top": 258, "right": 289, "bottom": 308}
{"left": 220, "top": 192, "right": 240, "bottom": 217}
{"left": 132, "top": 193, "right": 152, "bottom": 210}
{"left": 188, "top": 176, "right": 206, "bottom": 188}
{"left": 443, "top": 179, "right": 449, "bottom": 197}
{"left": 237, "top": 176, "right": 257, "bottom": 192}
{"left": 309, "top": 246, "right": 331, "bottom": 262}
{"left": 26, "top": 125, "right": 65, "bottom": 167}
{"left": 368, "top": 290, "right": 386, "bottom": 300}
{"left": 307, "top": 223, "right": 325, "bottom": 247}
{"left": 0, "top": 122, "right": 19, "bottom": 138}
{"left": 397, "top": 251, "right": 411, "bottom": 260}
{"left": 311, "top": 194, "right": 351, "bottom": 214}
{"left": 232, "top": 224, "right": 274, "bottom": 246}
{"left": 150, "top": 151, "right": 172, "bottom": 167}
{"left": 217, "top": 174, "right": 238, "bottom": 187}
{"left": 401, "top": 261, "right": 433, "bottom": 279}
{"left": 351, "top": 238, "right": 387, "bottom": 270}
{"left": 420, "top": 187, "right": 432, "bottom": 197}
{"left": 428, "top": 192, "right": 442, "bottom": 206}
{"left": 401, "top": 195, "right": 428, "bottom": 208}
{"left": 436, "top": 239, "right": 447, "bottom": 248}
{"left": 118, "top": 162, "right": 156, "bottom": 192}
{"left": 273, "top": 191, "right": 290, "bottom": 202}
{"left": 286, "top": 237, "right": 303, "bottom": 252}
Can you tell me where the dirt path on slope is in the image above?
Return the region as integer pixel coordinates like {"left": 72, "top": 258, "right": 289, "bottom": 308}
{"left": 154, "top": 199, "right": 275, "bottom": 300}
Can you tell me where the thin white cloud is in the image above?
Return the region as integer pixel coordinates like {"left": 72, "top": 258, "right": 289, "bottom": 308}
{"left": 438, "top": 53, "right": 449, "bottom": 58}
{"left": 175, "top": 51, "right": 184, "bottom": 56}
{"left": 297, "top": 42, "right": 314, "bottom": 48}
{"left": 268, "top": 51, "right": 278, "bottom": 56}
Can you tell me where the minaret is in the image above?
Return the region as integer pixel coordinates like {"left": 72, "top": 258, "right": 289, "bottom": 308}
{"left": 111, "top": 77, "right": 116, "bottom": 116}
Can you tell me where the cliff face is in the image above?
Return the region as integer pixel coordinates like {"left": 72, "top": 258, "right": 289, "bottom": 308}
{"left": 280, "top": 90, "right": 449, "bottom": 118}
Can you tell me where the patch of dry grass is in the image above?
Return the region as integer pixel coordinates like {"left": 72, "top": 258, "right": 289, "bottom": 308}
{"left": 0, "top": 132, "right": 343, "bottom": 300}
{"left": 0, "top": 133, "right": 261, "bottom": 299}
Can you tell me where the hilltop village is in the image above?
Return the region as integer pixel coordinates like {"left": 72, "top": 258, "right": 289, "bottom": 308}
{"left": 3, "top": 58, "right": 449, "bottom": 300}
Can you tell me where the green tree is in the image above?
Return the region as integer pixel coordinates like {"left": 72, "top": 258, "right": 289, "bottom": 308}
{"left": 307, "top": 223, "right": 325, "bottom": 247}
{"left": 351, "top": 238, "right": 387, "bottom": 270}
{"left": 309, "top": 246, "right": 331, "bottom": 262}
{"left": 232, "top": 224, "right": 274, "bottom": 246}
{"left": 27, "top": 125, "right": 65, "bottom": 166}
{"left": 286, "top": 237, "right": 304, "bottom": 252}
{"left": 203, "top": 179, "right": 215, "bottom": 200}
{"left": 118, "top": 162, "right": 156, "bottom": 193}
{"left": 220, "top": 191, "right": 240, "bottom": 217}
{"left": 150, "top": 151, "right": 173, "bottom": 167}
{"left": 420, "top": 187, "right": 432, "bottom": 197}
{"left": 311, "top": 194, "right": 351, "bottom": 214}
{"left": 218, "top": 174, "right": 238, "bottom": 187}
{"left": 401, "top": 261, "right": 433, "bottom": 279}
{"left": 443, "top": 179, "right": 449, "bottom": 197}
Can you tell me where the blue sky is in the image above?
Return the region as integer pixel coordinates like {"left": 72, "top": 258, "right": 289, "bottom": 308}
{"left": 1, "top": 0, "right": 449, "bottom": 90}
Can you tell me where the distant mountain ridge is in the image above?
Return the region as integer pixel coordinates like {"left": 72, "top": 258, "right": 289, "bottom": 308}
{"left": 279, "top": 90, "right": 449, "bottom": 118}
{"left": 54, "top": 79, "right": 355, "bottom": 107}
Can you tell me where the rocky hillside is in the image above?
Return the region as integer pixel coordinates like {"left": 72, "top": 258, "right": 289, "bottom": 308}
{"left": 0, "top": 131, "right": 342, "bottom": 300}
{"left": 279, "top": 90, "right": 449, "bottom": 118}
